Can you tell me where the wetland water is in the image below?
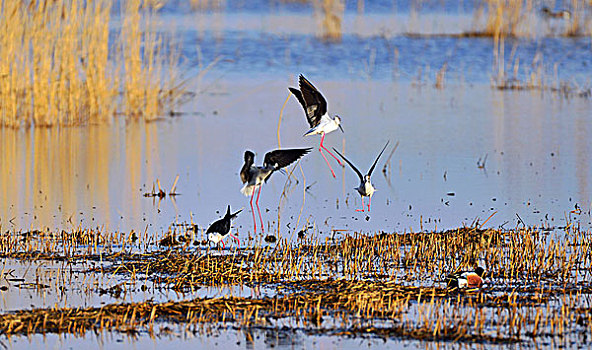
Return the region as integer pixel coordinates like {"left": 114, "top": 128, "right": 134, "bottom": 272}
{"left": 1, "top": 1, "right": 592, "bottom": 349}
{"left": 2, "top": 81, "right": 591, "bottom": 235}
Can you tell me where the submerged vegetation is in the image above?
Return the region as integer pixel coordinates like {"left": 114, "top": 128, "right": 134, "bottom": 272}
{"left": 0, "top": 0, "right": 184, "bottom": 127}
{"left": 0, "top": 224, "right": 590, "bottom": 345}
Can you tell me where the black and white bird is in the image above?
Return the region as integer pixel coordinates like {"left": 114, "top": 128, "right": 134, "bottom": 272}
{"left": 240, "top": 147, "right": 312, "bottom": 233}
{"left": 206, "top": 205, "right": 242, "bottom": 249}
{"left": 332, "top": 141, "right": 389, "bottom": 212}
{"left": 446, "top": 267, "right": 486, "bottom": 289}
{"left": 289, "top": 74, "right": 344, "bottom": 178}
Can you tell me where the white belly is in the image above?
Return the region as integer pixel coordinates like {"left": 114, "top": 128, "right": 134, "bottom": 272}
{"left": 304, "top": 115, "right": 338, "bottom": 136}
{"left": 208, "top": 232, "right": 223, "bottom": 244}
{"left": 358, "top": 180, "right": 375, "bottom": 197}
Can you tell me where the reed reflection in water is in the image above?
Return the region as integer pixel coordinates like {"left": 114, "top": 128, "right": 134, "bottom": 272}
{"left": 0, "top": 122, "right": 163, "bottom": 232}
{"left": 1, "top": 81, "right": 591, "bottom": 236}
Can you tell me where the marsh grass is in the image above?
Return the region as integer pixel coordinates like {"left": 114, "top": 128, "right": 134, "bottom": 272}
{"left": 0, "top": 0, "right": 184, "bottom": 127}
{"left": 475, "top": 0, "right": 591, "bottom": 37}
{"left": 0, "top": 225, "right": 591, "bottom": 343}
{"left": 491, "top": 35, "right": 592, "bottom": 96}
{"left": 487, "top": 2, "right": 591, "bottom": 97}
{"left": 483, "top": 0, "right": 530, "bottom": 37}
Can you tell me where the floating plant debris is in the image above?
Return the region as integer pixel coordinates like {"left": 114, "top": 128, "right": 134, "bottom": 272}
{"left": 0, "top": 224, "right": 590, "bottom": 345}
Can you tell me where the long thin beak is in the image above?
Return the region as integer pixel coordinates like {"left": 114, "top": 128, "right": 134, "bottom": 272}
{"left": 338, "top": 124, "right": 344, "bottom": 133}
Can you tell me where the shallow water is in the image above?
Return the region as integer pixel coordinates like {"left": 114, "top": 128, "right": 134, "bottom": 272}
{"left": 0, "top": 258, "right": 185, "bottom": 311}
{"left": 1, "top": 327, "right": 435, "bottom": 350}
{"left": 2, "top": 81, "right": 591, "bottom": 236}
{"left": 2, "top": 2, "right": 591, "bottom": 236}
{"left": 1, "top": 2, "right": 592, "bottom": 348}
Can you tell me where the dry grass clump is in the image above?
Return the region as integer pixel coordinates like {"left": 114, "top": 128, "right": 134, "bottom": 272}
{"left": 0, "top": 225, "right": 591, "bottom": 343}
{"left": 73, "top": 225, "right": 591, "bottom": 298}
{"left": 0, "top": 0, "right": 184, "bottom": 127}
{"left": 468, "top": 0, "right": 591, "bottom": 37}
{"left": 0, "top": 225, "right": 155, "bottom": 258}
{"left": 482, "top": 0, "right": 530, "bottom": 37}
{"left": 0, "top": 276, "right": 588, "bottom": 343}
{"left": 3, "top": 225, "right": 590, "bottom": 291}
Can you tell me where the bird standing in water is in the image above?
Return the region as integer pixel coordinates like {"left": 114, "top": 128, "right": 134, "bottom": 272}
{"left": 289, "top": 74, "right": 344, "bottom": 178}
{"left": 240, "top": 147, "right": 311, "bottom": 233}
{"left": 332, "top": 141, "right": 390, "bottom": 212}
{"left": 206, "top": 205, "right": 242, "bottom": 249}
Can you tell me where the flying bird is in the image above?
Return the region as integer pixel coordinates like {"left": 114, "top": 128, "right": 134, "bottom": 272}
{"left": 206, "top": 205, "right": 242, "bottom": 249}
{"left": 240, "top": 147, "right": 312, "bottom": 233}
{"left": 289, "top": 74, "right": 344, "bottom": 178}
{"left": 333, "top": 141, "right": 389, "bottom": 212}
{"left": 446, "top": 267, "right": 486, "bottom": 290}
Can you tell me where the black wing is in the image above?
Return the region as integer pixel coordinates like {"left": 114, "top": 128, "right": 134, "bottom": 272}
{"left": 332, "top": 148, "right": 364, "bottom": 182}
{"left": 289, "top": 75, "right": 327, "bottom": 128}
{"left": 288, "top": 87, "right": 306, "bottom": 113}
{"left": 240, "top": 151, "right": 255, "bottom": 184}
{"left": 206, "top": 216, "right": 230, "bottom": 235}
{"left": 225, "top": 205, "right": 243, "bottom": 220}
{"left": 263, "top": 148, "right": 312, "bottom": 171}
{"left": 367, "top": 141, "right": 390, "bottom": 177}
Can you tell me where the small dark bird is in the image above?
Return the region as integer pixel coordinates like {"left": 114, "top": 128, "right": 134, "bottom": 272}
{"left": 240, "top": 147, "right": 311, "bottom": 233}
{"left": 289, "top": 74, "right": 344, "bottom": 178}
{"left": 206, "top": 205, "right": 242, "bottom": 249}
{"left": 332, "top": 141, "right": 390, "bottom": 212}
{"left": 446, "top": 267, "right": 486, "bottom": 289}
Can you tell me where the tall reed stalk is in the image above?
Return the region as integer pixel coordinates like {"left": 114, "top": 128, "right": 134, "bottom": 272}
{"left": 0, "top": 0, "right": 183, "bottom": 127}
{"left": 483, "top": 0, "right": 531, "bottom": 37}
{"left": 314, "top": 0, "right": 344, "bottom": 41}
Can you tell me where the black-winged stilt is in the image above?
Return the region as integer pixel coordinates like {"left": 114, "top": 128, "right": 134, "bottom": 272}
{"left": 240, "top": 147, "right": 312, "bottom": 233}
{"left": 332, "top": 141, "right": 389, "bottom": 212}
{"left": 206, "top": 205, "right": 242, "bottom": 249}
{"left": 289, "top": 74, "right": 344, "bottom": 178}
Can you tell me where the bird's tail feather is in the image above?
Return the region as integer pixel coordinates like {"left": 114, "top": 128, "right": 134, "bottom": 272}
{"left": 230, "top": 208, "right": 243, "bottom": 219}
{"left": 240, "top": 184, "right": 254, "bottom": 196}
{"left": 303, "top": 128, "right": 317, "bottom": 136}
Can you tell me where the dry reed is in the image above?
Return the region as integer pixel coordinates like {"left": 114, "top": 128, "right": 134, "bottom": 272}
{"left": 313, "top": 0, "right": 345, "bottom": 41}
{"left": 0, "top": 0, "right": 184, "bottom": 127}
{"left": 0, "top": 223, "right": 591, "bottom": 343}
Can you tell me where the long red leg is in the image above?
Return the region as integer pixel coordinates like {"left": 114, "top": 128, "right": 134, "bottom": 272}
{"left": 250, "top": 189, "right": 257, "bottom": 233}
{"left": 368, "top": 196, "right": 371, "bottom": 212}
{"left": 319, "top": 133, "right": 337, "bottom": 178}
{"left": 256, "top": 186, "right": 264, "bottom": 233}
{"left": 319, "top": 147, "right": 337, "bottom": 178}
{"left": 356, "top": 196, "right": 365, "bottom": 212}
{"left": 320, "top": 133, "right": 344, "bottom": 167}
{"left": 229, "top": 232, "right": 240, "bottom": 248}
